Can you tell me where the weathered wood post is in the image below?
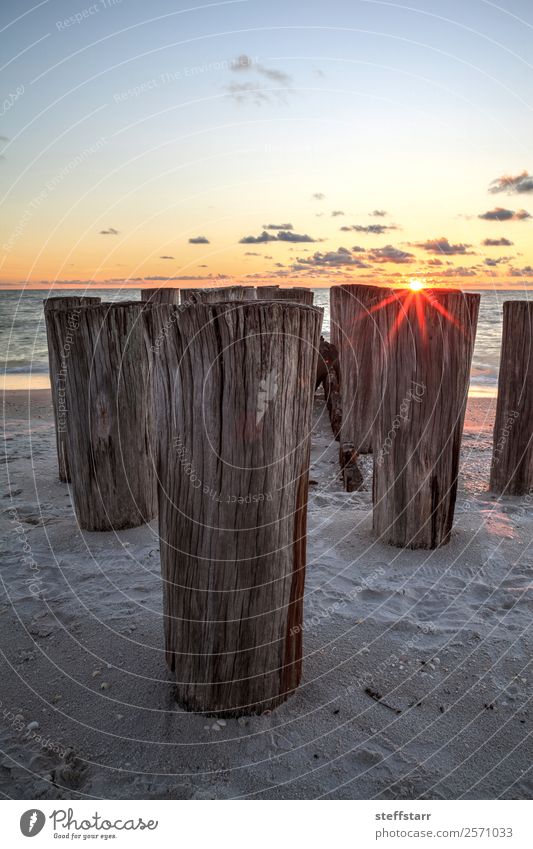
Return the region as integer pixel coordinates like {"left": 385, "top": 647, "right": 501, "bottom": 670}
{"left": 372, "top": 288, "right": 480, "bottom": 549}
{"left": 258, "top": 285, "right": 280, "bottom": 298}
{"left": 51, "top": 302, "right": 157, "bottom": 531}
{"left": 490, "top": 301, "right": 533, "bottom": 495}
{"left": 329, "top": 285, "right": 341, "bottom": 352}
{"left": 333, "top": 284, "right": 390, "bottom": 456}
{"left": 43, "top": 296, "right": 101, "bottom": 482}
{"left": 140, "top": 287, "right": 180, "bottom": 305}
{"left": 257, "top": 287, "right": 314, "bottom": 305}
{"left": 180, "top": 285, "right": 249, "bottom": 303}
{"left": 146, "top": 300, "right": 323, "bottom": 715}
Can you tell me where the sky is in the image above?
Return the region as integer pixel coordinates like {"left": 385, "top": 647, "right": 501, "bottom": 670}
{"left": 0, "top": 0, "right": 532, "bottom": 289}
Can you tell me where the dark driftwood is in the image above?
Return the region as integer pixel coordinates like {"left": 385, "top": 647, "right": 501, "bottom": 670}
{"left": 372, "top": 288, "right": 480, "bottom": 549}
{"left": 51, "top": 302, "right": 157, "bottom": 531}
{"left": 257, "top": 287, "right": 314, "bottom": 305}
{"left": 43, "top": 296, "right": 101, "bottom": 482}
{"left": 329, "top": 285, "right": 342, "bottom": 352}
{"left": 146, "top": 300, "right": 323, "bottom": 716}
{"left": 180, "top": 286, "right": 252, "bottom": 303}
{"left": 140, "top": 288, "right": 180, "bottom": 305}
{"left": 339, "top": 442, "right": 364, "bottom": 492}
{"left": 333, "top": 284, "right": 390, "bottom": 455}
{"left": 490, "top": 301, "right": 533, "bottom": 495}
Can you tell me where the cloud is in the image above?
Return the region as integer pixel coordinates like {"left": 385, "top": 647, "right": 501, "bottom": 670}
{"left": 367, "top": 244, "right": 414, "bottom": 264}
{"left": 438, "top": 266, "right": 478, "bottom": 277}
{"left": 227, "top": 55, "right": 292, "bottom": 105}
{"left": 277, "top": 230, "right": 315, "bottom": 243}
{"left": 478, "top": 207, "right": 531, "bottom": 221}
{"left": 370, "top": 209, "right": 387, "bottom": 217}
{"left": 312, "top": 192, "right": 325, "bottom": 200}
{"left": 189, "top": 235, "right": 210, "bottom": 244}
{"left": 509, "top": 265, "right": 533, "bottom": 277}
{"left": 99, "top": 227, "right": 119, "bottom": 235}
{"left": 489, "top": 171, "right": 533, "bottom": 194}
{"left": 244, "top": 251, "right": 261, "bottom": 256}
{"left": 263, "top": 222, "right": 293, "bottom": 230}
{"left": 294, "top": 247, "right": 369, "bottom": 268}
{"left": 159, "top": 255, "right": 174, "bottom": 259}
{"left": 239, "top": 229, "right": 315, "bottom": 244}
{"left": 482, "top": 237, "right": 513, "bottom": 246}
{"left": 340, "top": 224, "right": 397, "bottom": 235}
{"left": 412, "top": 237, "right": 474, "bottom": 255}
{"left": 331, "top": 210, "right": 344, "bottom": 217}
{"left": 484, "top": 257, "right": 510, "bottom": 266}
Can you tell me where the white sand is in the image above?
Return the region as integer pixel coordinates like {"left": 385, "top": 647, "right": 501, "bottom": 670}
{"left": 0, "top": 389, "right": 531, "bottom": 800}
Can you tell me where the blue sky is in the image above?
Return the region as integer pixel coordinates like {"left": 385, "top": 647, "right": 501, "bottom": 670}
{"left": 1, "top": 0, "right": 532, "bottom": 287}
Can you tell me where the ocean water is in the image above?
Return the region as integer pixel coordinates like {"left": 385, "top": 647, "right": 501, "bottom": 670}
{"left": 0, "top": 287, "right": 529, "bottom": 396}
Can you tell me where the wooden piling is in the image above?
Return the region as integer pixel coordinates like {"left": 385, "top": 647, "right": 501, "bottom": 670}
{"left": 146, "top": 300, "right": 323, "bottom": 715}
{"left": 332, "top": 284, "right": 390, "bottom": 456}
{"left": 43, "top": 296, "right": 101, "bottom": 482}
{"left": 490, "top": 301, "right": 533, "bottom": 495}
{"left": 140, "top": 287, "right": 180, "bottom": 305}
{"left": 51, "top": 302, "right": 157, "bottom": 531}
{"left": 372, "top": 288, "right": 480, "bottom": 549}
{"left": 257, "top": 287, "right": 314, "bottom": 305}
{"left": 180, "top": 285, "right": 252, "bottom": 303}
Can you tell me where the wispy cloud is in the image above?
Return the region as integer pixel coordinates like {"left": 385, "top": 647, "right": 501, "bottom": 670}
{"left": 226, "top": 54, "right": 293, "bottom": 105}
{"left": 366, "top": 244, "right": 414, "bottom": 264}
{"left": 293, "top": 246, "right": 369, "bottom": 268}
{"left": 263, "top": 222, "right": 293, "bottom": 230}
{"left": 189, "top": 235, "right": 210, "bottom": 244}
{"left": 489, "top": 171, "right": 533, "bottom": 194}
{"left": 99, "top": 227, "right": 119, "bottom": 235}
{"left": 159, "top": 255, "right": 174, "bottom": 259}
{"left": 340, "top": 223, "right": 397, "bottom": 235}
{"left": 370, "top": 209, "right": 387, "bottom": 217}
{"left": 411, "top": 237, "right": 474, "bottom": 255}
{"left": 478, "top": 207, "right": 531, "bottom": 221}
{"left": 312, "top": 192, "right": 325, "bottom": 200}
{"left": 239, "top": 229, "right": 316, "bottom": 244}
{"left": 482, "top": 237, "right": 513, "bottom": 246}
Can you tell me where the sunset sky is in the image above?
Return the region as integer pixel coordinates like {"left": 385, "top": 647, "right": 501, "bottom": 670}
{"left": 1, "top": 0, "right": 532, "bottom": 289}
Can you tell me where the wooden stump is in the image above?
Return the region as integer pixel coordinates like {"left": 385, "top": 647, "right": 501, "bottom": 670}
{"left": 146, "top": 300, "right": 323, "bottom": 715}
{"left": 372, "top": 288, "right": 480, "bottom": 549}
{"left": 333, "top": 284, "right": 390, "bottom": 455}
{"left": 43, "top": 296, "right": 101, "bottom": 482}
{"left": 257, "top": 287, "right": 314, "bottom": 305}
{"left": 50, "top": 302, "right": 157, "bottom": 531}
{"left": 140, "top": 287, "right": 180, "bottom": 305}
{"left": 180, "top": 285, "right": 250, "bottom": 303}
{"left": 490, "top": 301, "right": 533, "bottom": 495}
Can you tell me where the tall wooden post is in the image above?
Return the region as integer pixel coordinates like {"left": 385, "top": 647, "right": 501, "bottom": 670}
{"left": 333, "top": 284, "right": 390, "bottom": 456}
{"left": 146, "top": 301, "right": 323, "bottom": 715}
{"left": 257, "top": 287, "right": 314, "bottom": 305}
{"left": 140, "top": 287, "right": 180, "bottom": 305}
{"left": 43, "top": 296, "right": 101, "bottom": 482}
{"left": 51, "top": 302, "right": 157, "bottom": 531}
{"left": 490, "top": 301, "right": 533, "bottom": 495}
{"left": 372, "top": 288, "right": 480, "bottom": 549}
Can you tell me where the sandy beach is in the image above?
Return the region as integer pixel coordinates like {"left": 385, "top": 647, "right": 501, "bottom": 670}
{"left": 0, "top": 387, "right": 531, "bottom": 800}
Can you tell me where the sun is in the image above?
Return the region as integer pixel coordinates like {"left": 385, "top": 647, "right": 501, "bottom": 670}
{"left": 409, "top": 278, "right": 424, "bottom": 291}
